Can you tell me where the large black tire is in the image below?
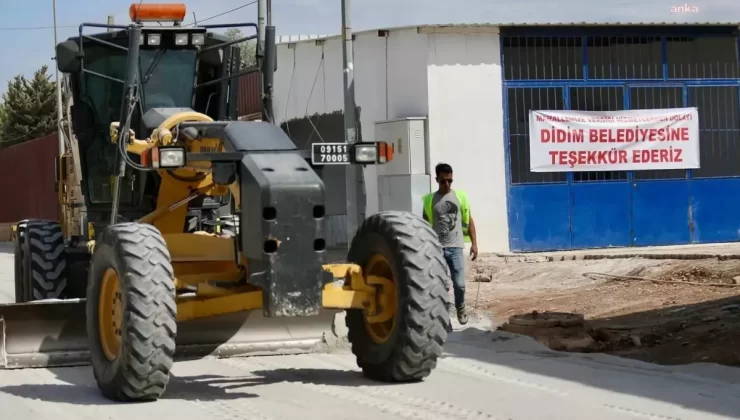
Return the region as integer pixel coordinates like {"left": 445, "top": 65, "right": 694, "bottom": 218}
{"left": 19, "top": 220, "right": 68, "bottom": 302}
{"left": 13, "top": 220, "right": 29, "bottom": 302}
{"left": 345, "top": 210, "right": 450, "bottom": 382}
{"left": 86, "top": 222, "right": 177, "bottom": 402}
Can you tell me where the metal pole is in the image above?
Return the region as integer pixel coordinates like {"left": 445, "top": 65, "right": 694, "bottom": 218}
{"left": 342, "top": 0, "right": 361, "bottom": 245}
{"left": 107, "top": 15, "right": 115, "bottom": 32}
{"left": 110, "top": 25, "right": 143, "bottom": 225}
{"left": 266, "top": 0, "right": 272, "bottom": 25}
{"left": 52, "top": 0, "right": 64, "bottom": 155}
{"left": 262, "top": 26, "right": 275, "bottom": 122}
{"left": 257, "top": 0, "right": 266, "bottom": 58}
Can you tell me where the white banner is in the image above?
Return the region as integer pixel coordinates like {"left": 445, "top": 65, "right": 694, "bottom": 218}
{"left": 528, "top": 108, "right": 700, "bottom": 172}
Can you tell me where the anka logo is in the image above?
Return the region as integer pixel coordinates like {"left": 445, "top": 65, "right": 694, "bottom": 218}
{"left": 671, "top": 3, "right": 700, "bottom": 12}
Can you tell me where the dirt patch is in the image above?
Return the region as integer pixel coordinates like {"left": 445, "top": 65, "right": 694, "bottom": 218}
{"left": 499, "top": 312, "right": 597, "bottom": 352}
{"left": 464, "top": 256, "right": 740, "bottom": 366}
{"left": 628, "top": 261, "right": 740, "bottom": 285}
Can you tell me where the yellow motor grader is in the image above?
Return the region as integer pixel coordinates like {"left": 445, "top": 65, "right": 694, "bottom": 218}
{"left": 0, "top": 2, "right": 451, "bottom": 402}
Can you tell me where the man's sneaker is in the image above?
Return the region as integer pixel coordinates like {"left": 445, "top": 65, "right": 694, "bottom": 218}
{"left": 456, "top": 304, "right": 469, "bottom": 325}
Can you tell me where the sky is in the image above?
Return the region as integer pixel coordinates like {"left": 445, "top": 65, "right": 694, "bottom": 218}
{"left": 0, "top": 0, "right": 739, "bottom": 96}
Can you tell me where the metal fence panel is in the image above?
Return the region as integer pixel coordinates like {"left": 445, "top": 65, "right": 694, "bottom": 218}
{"left": 237, "top": 73, "right": 263, "bottom": 118}
{"left": 587, "top": 36, "right": 662, "bottom": 80}
{"left": 666, "top": 36, "right": 740, "bottom": 79}
{"left": 507, "top": 87, "right": 565, "bottom": 185}
{"left": 689, "top": 86, "right": 740, "bottom": 179}
{"left": 630, "top": 86, "right": 687, "bottom": 180}
{"left": 569, "top": 86, "right": 627, "bottom": 182}
{"left": 0, "top": 133, "right": 60, "bottom": 223}
{"left": 502, "top": 36, "right": 583, "bottom": 80}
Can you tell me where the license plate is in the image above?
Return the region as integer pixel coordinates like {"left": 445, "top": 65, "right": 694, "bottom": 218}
{"left": 311, "top": 143, "right": 350, "bottom": 165}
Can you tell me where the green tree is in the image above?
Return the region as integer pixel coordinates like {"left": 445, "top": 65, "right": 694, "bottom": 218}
{"left": 0, "top": 104, "right": 7, "bottom": 135}
{"left": 0, "top": 65, "right": 57, "bottom": 149}
{"left": 224, "top": 28, "right": 258, "bottom": 68}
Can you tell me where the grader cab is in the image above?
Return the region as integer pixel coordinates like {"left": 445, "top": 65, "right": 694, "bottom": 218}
{"left": 0, "top": 3, "right": 451, "bottom": 402}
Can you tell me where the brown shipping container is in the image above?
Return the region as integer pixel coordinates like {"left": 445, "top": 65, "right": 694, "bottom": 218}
{"left": 237, "top": 72, "right": 263, "bottom": 118}
{"left": 0, "top": 133, "right": 60, "bottom": 223}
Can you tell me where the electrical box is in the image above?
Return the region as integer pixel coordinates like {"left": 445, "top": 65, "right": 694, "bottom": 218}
{"left": 374, "top": 118, "right": 427, "bottom": 176}
{"left": 374, "top": 117, "right": 430, "bottom": 214}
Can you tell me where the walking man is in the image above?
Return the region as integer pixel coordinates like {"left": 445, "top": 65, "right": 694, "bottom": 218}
{"left": 422, "top": 163, "right": 478, "bottom": 325}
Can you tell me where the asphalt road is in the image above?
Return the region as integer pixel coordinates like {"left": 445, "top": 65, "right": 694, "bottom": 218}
{"left": 1, "top": 244, "right": 740, "bottom": 419}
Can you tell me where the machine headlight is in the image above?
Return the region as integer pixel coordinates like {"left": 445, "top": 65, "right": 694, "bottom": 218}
{"left": 191, "top": 33, "right": 205, "bottom": 46}
{"left": 175, "top": 33, "right": 189, "bottom": 46}
{"left": 353, "top": 144, "right": 378, "bottom": 164}
{"left": 159, "top": 147, "right": 186, "bottom": 168}
{"left": 147, "top": 34, "right": 161, "bottom": 46}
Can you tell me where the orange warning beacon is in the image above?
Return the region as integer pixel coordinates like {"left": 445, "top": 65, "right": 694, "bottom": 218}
{"left": 129, "top": 3, "right": 187, "bottom": 23}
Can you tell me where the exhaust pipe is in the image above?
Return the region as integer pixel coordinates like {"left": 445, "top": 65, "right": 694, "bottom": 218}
{"left": 262, "top": 25, "right": 276, "bottom": 122}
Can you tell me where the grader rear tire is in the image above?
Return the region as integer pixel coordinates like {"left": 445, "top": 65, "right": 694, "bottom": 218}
{"left": 16, "top": 220, "right": 68, "bottom": 302}
{"left": 345, "top": 211, "right": 450, "bottom": 382}
{"left": 86, "top": 223, "right": 177, "bottom": 402}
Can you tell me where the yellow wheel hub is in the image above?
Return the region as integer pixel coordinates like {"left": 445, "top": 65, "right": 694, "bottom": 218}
{"left": 363, "top": 254, "right": 397, "bottom": 344}
{"left": 99, "top": 268, "right": 123, "bottom": 361}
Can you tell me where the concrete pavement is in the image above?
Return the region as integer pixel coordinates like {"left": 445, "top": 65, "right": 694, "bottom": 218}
{"left": 0, "top": 327, "right": 739, "bottom": 419}
{"left": 1, "top": 242, "right": 740, "bottom": 419}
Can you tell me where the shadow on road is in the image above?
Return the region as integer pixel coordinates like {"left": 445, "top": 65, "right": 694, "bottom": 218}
{"left": 0, "top": 364, "right": 384, "bottom": 405}
{"left": 588, "top": 294, "right": 740, "bottom": 366}
{"left": 445, "top": 296, "right": 740, "bottom": 419}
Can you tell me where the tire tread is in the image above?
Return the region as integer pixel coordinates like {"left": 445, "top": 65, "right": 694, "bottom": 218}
{"left": 24, "top": 220, "right": 67, "bottom": 301}
{"left": 88, "top": 222, "right": 176, "bottom": 402}
{"left": 346, "top": 210, "right": 450, "bottom": 382}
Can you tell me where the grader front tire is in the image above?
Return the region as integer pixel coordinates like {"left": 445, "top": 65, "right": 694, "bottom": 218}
{"left": 345, "top": 211, "right": 451, "bottom": 382}
{"left": 86, "top": 223, "right": 177, "bottom": 402}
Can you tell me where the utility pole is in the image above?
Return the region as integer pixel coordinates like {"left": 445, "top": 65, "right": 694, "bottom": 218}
{"left": 341, "top": 0, "right": 363, "bottom": 245}
{"left": 107, "top": 15, "right": 115, "bottom": 32}
{"left": 52, "top": 0, "right": 64, "bottom": 155}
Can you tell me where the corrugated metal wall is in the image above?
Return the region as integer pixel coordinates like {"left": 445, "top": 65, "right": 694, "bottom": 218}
{"left": 237, "top": 73, "right": 263, "bottom": 118}
{"left": 0, "top": 133, "right": 60, "bottom": 223}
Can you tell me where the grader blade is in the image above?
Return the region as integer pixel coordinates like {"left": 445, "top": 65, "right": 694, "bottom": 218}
{"left": 0, "top": 300, "right": 338, "bottom": 369}
{"left": 0, "top": 300, "right": 88, "bottom": 369}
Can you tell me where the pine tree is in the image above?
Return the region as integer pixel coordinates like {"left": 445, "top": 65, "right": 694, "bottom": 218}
{"left": 224, "top": 28, "right": 258, "bottom": 68}
{"left": 0, "top": 65, "right": 57, "bottom": 149}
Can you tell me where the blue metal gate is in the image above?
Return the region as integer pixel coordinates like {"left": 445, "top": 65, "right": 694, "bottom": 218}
{"left": 502, "top": 27, "right": 740, "bottom": 251}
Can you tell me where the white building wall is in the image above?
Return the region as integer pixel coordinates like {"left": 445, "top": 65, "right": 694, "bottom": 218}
{"left": 424, "top": 27, "right": 509, "bottom": 252}
{"left": 272, "top": 25, "right": 510, "bottom": 253}
{"left": 272, "top": 28, "right": 429, "bottom": 216}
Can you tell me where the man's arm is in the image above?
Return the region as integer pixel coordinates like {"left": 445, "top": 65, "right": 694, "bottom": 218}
{"left": 469, "top": 211, "right": 478, "bottom": 260}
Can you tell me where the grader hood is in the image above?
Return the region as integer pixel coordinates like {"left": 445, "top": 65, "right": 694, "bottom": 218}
{"left": 0, "top": 299, "right": 338, "bottom": 369}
